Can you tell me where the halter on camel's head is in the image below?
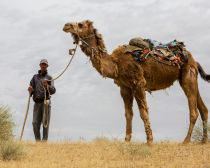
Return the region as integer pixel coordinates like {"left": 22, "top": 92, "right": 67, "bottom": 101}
{"left": 63, "top": 20, "right": 95, "bottom": 45}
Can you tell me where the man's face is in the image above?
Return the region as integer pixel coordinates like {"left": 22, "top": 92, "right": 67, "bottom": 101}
{"left": 40, "top": 63, "right": 48, "bottom": 71}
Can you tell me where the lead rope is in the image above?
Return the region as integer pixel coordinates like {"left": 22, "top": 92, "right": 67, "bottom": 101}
{"left": 50, "top": 43, "right": 78, "bottom": 81}
{"left": 39, "top": 26, "right": 81, "bottom": 130}
{"left": 41, "top": 44, "right": 78, "bottom": 129}
{"left": 42, "top": 84, "right": 50, "bottom": 128}
{"left": 40, "top": 24, "right": 80, "bottom": 131}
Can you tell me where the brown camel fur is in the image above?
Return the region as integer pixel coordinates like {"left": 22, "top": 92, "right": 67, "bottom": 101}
{"left": 63, "top": 20, "right": 210, "bottom": 144}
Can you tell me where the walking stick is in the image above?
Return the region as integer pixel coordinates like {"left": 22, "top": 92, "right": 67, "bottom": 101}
{"left": 20, "top": 93, "right": 31, "bottom": 141}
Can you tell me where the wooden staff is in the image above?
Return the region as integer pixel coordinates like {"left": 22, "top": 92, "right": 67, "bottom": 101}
{"left": 20, "top": 93, "right": 31, "bottom": 141}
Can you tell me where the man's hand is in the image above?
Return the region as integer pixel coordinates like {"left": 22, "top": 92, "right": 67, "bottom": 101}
{"left": 42, "top": 80, "right": 48, "bottom": 88}
{"left": 28, "top": 85, "right": 33, "bottom": 94}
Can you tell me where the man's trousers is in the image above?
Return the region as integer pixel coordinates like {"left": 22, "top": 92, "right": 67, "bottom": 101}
{"left": 32, "top": 101, "right": 51, "bottom": 141}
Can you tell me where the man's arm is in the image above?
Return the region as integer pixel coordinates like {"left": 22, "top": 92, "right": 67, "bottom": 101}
{"left": 28, "top": 75, "right": 35, "bottom": 96}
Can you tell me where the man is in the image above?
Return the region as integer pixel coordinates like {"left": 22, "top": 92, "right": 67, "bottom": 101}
{"left": 28, "top": 59, "right": 56, "bottom": 141}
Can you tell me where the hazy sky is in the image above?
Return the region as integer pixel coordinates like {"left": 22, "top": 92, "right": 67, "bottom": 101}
{"left": 0, "top": 0, "right": 210, "bottom": 142}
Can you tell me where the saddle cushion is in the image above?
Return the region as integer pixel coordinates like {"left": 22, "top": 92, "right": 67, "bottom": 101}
{"left": 127, "top": 38, "right": 188, "bottom": 67}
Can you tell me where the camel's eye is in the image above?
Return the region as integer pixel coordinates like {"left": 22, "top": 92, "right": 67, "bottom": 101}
{"left": 78, "top": 23, "right": 83, "bottom": 28}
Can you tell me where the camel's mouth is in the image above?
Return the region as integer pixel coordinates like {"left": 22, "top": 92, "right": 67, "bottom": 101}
{"left": 63, "top": 23, "right": 76, "bottom": 33}
{"left": 71, "top": 33, "right": 79, "bottom": 43}
{"left": 63, "top": 26, "right": 72, "bottom": 33}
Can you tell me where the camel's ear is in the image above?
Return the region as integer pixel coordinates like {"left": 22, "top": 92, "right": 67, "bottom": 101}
{"left": 86, "top": 20, "right": 93, "bottom": 27}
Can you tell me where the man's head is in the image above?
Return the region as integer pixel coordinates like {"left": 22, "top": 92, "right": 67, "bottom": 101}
{"left": 39, "top": 59, "right": 48, "bottom": 72}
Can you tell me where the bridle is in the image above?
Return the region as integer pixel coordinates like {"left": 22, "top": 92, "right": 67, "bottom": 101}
{"left": 73, "top": 23, "right": 107, "bottom": 57}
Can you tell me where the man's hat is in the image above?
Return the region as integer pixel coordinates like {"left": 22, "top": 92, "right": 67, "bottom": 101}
{"left": 40, "top": 59, "right": 48, "bottom": 65}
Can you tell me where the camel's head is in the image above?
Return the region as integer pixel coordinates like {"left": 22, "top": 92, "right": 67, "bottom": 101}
{"left": 63, "top": 20, "right": 94, "bottom": 44}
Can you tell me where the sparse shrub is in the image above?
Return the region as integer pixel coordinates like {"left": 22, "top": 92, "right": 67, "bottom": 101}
{"left": 93, "top": 136, "right": 110, "bottom": 143}
{"left": 117, "top": 142, "right": 151, "bottom": 157}
{"left": 192, "top": 121, "right": 210, "bottom": 142}
{"left": 0, "top": 140, "right": 25, "bottom": 160}
{"left": 0, "top": 106, "right": 14, "bottom": 141}
{"left": 0, "top": 105, "right": 26, "bottom": 160}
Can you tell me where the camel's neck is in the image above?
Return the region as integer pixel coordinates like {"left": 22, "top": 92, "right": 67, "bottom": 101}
{"left": 80, "top": 34, "right": 105, "bottom": 58}
{"left": 79, "top": 33, "right": 118, "bottom": 79}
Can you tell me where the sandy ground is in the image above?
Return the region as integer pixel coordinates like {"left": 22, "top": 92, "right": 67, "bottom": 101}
{"left": 0, "top": 139, "right": 210, "bottom": 168}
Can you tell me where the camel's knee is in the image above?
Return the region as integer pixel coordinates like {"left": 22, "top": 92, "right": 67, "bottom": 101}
{"left": 125, "top": 111, "right": 133, "bottom": 120}
{"left": 197, "top": 96, "right": 208, "bottom": 121}
{"left": 139, "top": 101, "right": 149, "bottom": 120}
{"left": 188, "top": 97, "right": 198, "bottom": 122}
{"left": 203, "top": 109, "right": 208, "bottom": 120}
{"left": 140, "top": 110, "right": 149, "bottom": 121}
{"left": 200, "top": 109, "right": 208, "bottom": 121}
{"left": 190, "top": 111, "right": 199, "bottom": 124}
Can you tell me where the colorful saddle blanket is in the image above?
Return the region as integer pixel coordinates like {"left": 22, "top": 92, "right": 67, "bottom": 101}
{"left": 128, "top": 37, "right": 188, "bottom": 67}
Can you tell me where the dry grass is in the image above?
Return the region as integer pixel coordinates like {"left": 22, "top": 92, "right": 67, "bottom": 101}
{"left": 0, "top": 106, "right": 25, "bottom": 161}
{"left": 0, "top": 106, "right": 14, "bottom": 141}
{"left": 192, "top": 122, "right": 210, "bottom": 142}
{"left": 0, "top": 139, "right": 210, "bottom": 168}
{"left": 0, "top": 140, "right": 25, "bottom": 161}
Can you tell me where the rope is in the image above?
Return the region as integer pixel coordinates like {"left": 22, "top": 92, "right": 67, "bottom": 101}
{"left": 41, "top": 42, "right": 79, "bottom": 128}
{"left": 39, "top": 31, "right": 104, "bottom": 130}
{"left": 42, "top": 84, "right": 50, "bottom": 128}
{"left": 50, "top": 43, "right": 78, "bottom": 82}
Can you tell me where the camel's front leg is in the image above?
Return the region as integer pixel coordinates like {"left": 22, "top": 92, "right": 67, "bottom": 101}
{"left": 120, "top": 86, "right": 134, "bottom": 142}
{"left": 135, "top": 87, "right": 153, "bottom": 145}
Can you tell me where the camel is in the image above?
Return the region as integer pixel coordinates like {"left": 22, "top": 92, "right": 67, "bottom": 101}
{"left": 63, "top": 20, "right": 210, "bottom": 144}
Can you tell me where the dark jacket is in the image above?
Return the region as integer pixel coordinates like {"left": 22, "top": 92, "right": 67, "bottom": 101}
{"left": 30, "top": 70, "right": 56, "bottom": 103}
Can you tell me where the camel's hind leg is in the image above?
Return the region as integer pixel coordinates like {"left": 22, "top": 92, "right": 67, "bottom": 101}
{"left": 135, "top": 87, "right": 153, "bottom": 145}
{"left": 180, "top": 66, "right": 199, "bottom": 144}
{"left": 197, "top": 91, "right": 208, "bottom": 143}
{"left": 120, "top": 86, "right": 134, "bottom": 142}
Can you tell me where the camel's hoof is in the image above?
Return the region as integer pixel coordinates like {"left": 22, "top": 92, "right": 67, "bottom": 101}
{"left": 125, "top": 134, "right": 131, "bottom": 142}
{"left": 182, "top": 139, "right": 190, "bottom": 145}
{"left": 147, "top": 141, "right": 153, "bottom": 146}
{"left": 202, "top": 138, "right": 208, "bottom": 144}
{"left": 146, "top": 135, "right": 153, "bottom": 146}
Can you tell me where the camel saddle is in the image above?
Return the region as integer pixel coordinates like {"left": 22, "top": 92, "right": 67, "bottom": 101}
{"left": 126, "top": 37, "right": 189, "bottom": 68}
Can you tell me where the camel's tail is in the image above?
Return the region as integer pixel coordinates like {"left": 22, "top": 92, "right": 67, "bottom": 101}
{"left": 197, "top": 62, "right": 210, "bottom": 83}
